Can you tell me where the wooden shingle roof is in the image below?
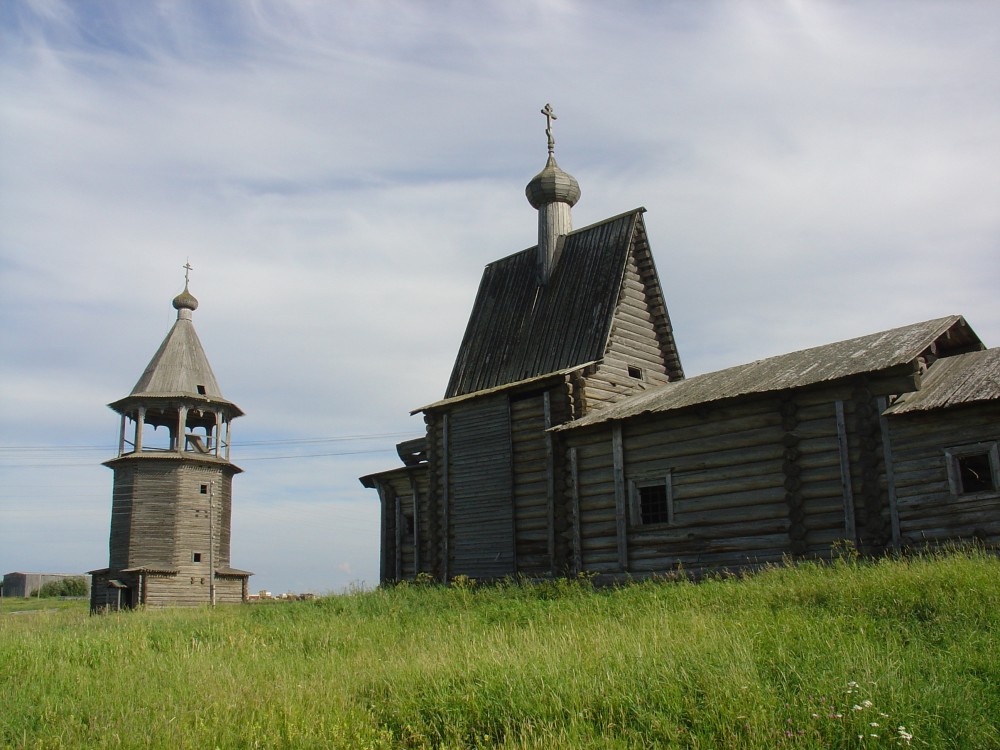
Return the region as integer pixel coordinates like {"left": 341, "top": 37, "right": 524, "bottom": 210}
{"left": 884, "top": 347, "right": 1000, "bottom": 414}
{"left": 445, "top": 208, "right": 681, "bottom": 398}
{"left": 109, "top": 293, "right": 242, "bottom": 417}
{"left": 129, "top": 316, "right": 224, "bottom": 399}
{"left": 557, "top": 315, "right": 983, "bottom": 431}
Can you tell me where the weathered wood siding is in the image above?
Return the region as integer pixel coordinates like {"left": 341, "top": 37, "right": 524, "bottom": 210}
{"left": 510, "top": 392, "right": 550, "bottom": 574}
{"left": 583, "top": 246, "right": 673, "bottom": 413}
{"left": 564, "top": 377, "right": 899, "bottom": 577}
{"left": 110, "top": 459, "right": 235, "bottom": 571}
{"left": 142, "top": 574, "right": 244, "bottom": 608}
{"left": 509, "top": 385, "right": 573, "bottom": 576}
{"left": 446, "top": 395, "right": 515, "bottom": 579}
{"left": 104, "top": 457, "right": 241, "bottom": 607}
{"left": 888, "top": 403, "right": 1000, "bottom": 545}
{"left": 372, "top": 467, "right": 430, "bottom": 582}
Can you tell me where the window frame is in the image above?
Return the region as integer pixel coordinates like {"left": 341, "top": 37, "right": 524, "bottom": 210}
{"left": 945, "top": 442, "right": 1000, "bottom": 497}
{"left": 628, "top": 471, "right": 674, "bottom": 526}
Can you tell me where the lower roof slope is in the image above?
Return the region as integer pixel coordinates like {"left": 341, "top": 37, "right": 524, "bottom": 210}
{"left": 884, "top": 346, "right": 1000, "bottom": 414}
{"left": 558, "top": 315, "right": 982, "bottom": 431}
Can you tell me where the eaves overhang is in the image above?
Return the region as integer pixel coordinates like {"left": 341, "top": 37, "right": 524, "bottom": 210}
{"left": 414, "top": 363, "right": 596, "bottom": 414}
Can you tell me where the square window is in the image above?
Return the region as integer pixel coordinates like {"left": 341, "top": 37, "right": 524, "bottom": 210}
{"left": 630, "top": 474, "right": 674, "bottom": 526}
{"left": 639, "top": 484, "right": 670, "bottom": 524}
{"left": 946, "top": 443, "right": 999, "bottom": 496}
{"left": 200, "top": 484, "right": 208, "bottom": 494}
{"left": 958, "top": 453, "right": 993, "bottom": 494}
{"left": 627, "top": 365, "right": 643, "bottom": 380}
{"left": 193, "top": 552, "right": 202, "bottom": 563}
{"left": 197, "top": 385, "right": 207, "bottom": 395}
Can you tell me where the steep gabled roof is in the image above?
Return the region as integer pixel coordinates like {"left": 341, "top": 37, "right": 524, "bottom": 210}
{"left": 884, "top": 346, "right": 1000, "bottom": 414}
{"left": 557, "top": 315, "right": 982, "bottom": 431}
{"left": 445, "top": 209, "right": 681, "bottom": 398}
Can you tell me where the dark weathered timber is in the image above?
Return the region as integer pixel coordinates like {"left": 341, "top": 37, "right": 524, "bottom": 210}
{"left": 445, "top": 210, "right": 682, "bottom": 398}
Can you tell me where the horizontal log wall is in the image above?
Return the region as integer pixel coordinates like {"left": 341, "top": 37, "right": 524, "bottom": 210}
{"left": 582, "top": 246, "right": 671, "bottom": 413}
{"left": 564, "top": 377, "right": 903, "bottom": 576}
{"left": 109, "top": 460, "right": 236, "bottom": 573}
{"left": 888, "top": 404, "right": 1000, "bottom": 546}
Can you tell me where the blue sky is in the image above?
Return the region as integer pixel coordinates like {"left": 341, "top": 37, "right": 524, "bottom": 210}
{"left": 2, "top": 1, "right": 998, "bottom": 594}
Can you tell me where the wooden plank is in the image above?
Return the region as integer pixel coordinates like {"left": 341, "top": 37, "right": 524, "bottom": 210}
{"left": 394, "top": 494, "right": 402, "bottom": 582}
{"left": 612, "top": 423, "right": 628, "bottom": 571}
{"left": 570, "top": 447, "right": 582, "bottom": 574}
{"left": 544, "top": 391, "right": 555, "bottom": 573}
{"left": 835, "top": 400, "right": 857, "bottom": 541}
{"left": 877, "top": 396, "right": 901, "bottom": 547}
{"left": 441, "top": 413, "right": 449, "bottom": 581}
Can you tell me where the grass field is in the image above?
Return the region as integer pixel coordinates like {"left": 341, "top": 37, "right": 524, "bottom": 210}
{"left": 2, "top": 549, "right": 998, "bottom": 749}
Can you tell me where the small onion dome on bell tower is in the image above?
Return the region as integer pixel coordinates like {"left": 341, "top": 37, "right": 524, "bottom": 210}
{"left": 172, "top": 274, "right": 199, "bottom": 320}
{"left": 525, "top": 104, "right": 580, "bottom": 283}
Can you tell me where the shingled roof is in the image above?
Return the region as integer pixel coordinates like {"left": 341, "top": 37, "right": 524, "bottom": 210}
{"left": 557, "top": 315, "right": 983, "bottom": 431}
{"left": 128, "top": 315, "right": 224, "bottom": 399}
{"left": 884, "top": 346, "right": 1000, "bottom": 414}
{"left": 445, "top": 208, "right": 681, "bottom": 398}
{"left": 108, "top": 287, "right": 242, "bottom": 417}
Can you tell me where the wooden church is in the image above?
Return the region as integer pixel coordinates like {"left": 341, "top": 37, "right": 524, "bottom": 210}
{"left": 90, "top": 274, "right": 251, "bottom": 610}
{"left": 361, "top": 107, "right": 1000, "bottom": 584}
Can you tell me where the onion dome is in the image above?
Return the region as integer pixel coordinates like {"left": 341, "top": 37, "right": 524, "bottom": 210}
{"left": 172, "top": 283, "right": 199, "bottom": 313}
{"left": 525, "top": 154, "right": 581, "bottom": 209}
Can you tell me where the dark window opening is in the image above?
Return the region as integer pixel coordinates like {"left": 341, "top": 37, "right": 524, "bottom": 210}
{"left": 200, "top": 484, "right": 208, "bottom": 494}
{"left": 197, "top": 385, "right": 207, "bottom": 395}
{"left": 192, "top": 552, "right": 202, "bottom": 563}
{"left": 958, "top": 453, "right": 994, "bottom": 494}
{"left": 639, "top": 483, "right": 670, "bottom": 524}
{"left": 627, "top": 365, "right": 643, "bottom": 379}
{"left": 402, "top": 513, "right": 414, "bottom": 539}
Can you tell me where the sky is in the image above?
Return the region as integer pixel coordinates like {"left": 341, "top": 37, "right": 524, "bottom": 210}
{"left": 1, "top": 1, "right": 998, "bottom": 595}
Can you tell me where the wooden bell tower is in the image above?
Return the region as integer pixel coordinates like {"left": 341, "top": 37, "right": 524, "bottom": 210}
{"left": 90, "top": 270, "right": 251, "bottom": 610}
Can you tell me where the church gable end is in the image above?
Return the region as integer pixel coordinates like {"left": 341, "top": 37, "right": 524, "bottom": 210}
{"left": 580, "top": 214, "right": 684, "bottom": 414}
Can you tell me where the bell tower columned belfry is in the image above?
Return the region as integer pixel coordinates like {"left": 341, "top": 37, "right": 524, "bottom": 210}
{"left": 90, "top": 269, "right": 251, "bottom": 610}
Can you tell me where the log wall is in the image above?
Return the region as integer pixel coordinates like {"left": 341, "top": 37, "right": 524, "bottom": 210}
{"left": 582, "top": 246, "right": 672, "bottom": 413}
{"left": 888, "top": 403, "right": 1000, "bottom": 546}
{"left": 510, "top": 392, "right": 550, "bottom": 575}
{"left": 446, "top": 395, "right": 515, "bottom": 579}
{"left": 109, "top": 458, "right": 236, "bottom": 572}
{"left": 563, "top": 376, "right": 900, "bottom": 577}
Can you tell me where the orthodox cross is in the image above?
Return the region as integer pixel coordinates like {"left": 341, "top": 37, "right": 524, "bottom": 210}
{"left": 183, "top": 260, "right": 193, "bottom": 287}
{"left": 541, "top": 103, "right": 557, "bottom": 155}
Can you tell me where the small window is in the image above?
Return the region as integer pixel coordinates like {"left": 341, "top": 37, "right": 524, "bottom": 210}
{"left": 200, "top": 484, "right": 208, "bottom": 494}
{"left": 630, "top": 474, "right": 674, "bottom": 525}
{"left": 192, "top": 552, "right": 202, "bottom": 563}
{"left": 627, "top": 365, "right": 643, "bottom": 380}
{"left": 946, "top": 443, "right": 999, "bottom": 496}
{"left": 197, "top": 385, "right": 207, "bottom": 395}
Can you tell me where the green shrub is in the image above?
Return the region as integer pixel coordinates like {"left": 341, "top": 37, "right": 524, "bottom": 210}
{"left": 34, "top": 576, "right": 88, "bottom": 598}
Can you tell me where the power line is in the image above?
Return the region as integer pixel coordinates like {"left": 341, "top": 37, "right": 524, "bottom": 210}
{"left": 0, "top": 430, "right": 415, "bottom": 453}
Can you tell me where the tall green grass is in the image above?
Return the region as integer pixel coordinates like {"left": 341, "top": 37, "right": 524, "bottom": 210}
{"left": 2, "top": 550, "right": 998, "bottom": 749}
